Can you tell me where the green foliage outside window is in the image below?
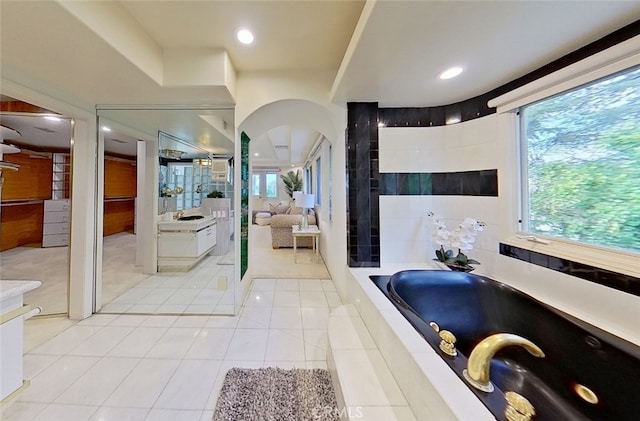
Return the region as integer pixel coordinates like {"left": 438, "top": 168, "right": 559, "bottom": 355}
{"left": 522, "top": 66, "right": 640, "bottom": 253}
{"left": 251, "top": 174, "right": 260, "bottom": 196}
{"left": 266, "top": 173, "right": 277, "bottom": 197}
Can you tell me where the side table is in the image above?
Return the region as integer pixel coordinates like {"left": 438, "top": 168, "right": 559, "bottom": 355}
{"left": 292, "top": 225, "right": 320, "bottom": 263}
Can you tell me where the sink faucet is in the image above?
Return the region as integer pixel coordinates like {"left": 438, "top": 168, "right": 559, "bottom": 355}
{"left": 463, "top": 333, "right": 545, "bottom": 393}
{"left": 174, "top": 211, "right": 184, "bottom": 220}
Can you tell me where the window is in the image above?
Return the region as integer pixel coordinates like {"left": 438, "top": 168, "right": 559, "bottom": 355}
{"left": 251, "top": 172, "right": 277, "bottom": 197}
{"left": 265, "top": 173, "right": 277, "bottom": 198}
{"left": 251, "top": 174, "right": 260, "bottom": 196}
{"left": 315, "top": 157, "right": 322, "bottom": 204}
{"left": 305, "top": 167, "right": 313, "bottom": 194}
{"left": 521, "top": 65, "right": 640, "bottom": 253}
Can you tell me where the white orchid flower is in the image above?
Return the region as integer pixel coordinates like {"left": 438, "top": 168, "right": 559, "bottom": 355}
{"left": 428, "top": 211, "right": 485, "bottom": 267}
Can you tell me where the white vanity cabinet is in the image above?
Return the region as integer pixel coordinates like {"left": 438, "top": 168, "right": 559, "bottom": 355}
{"left": 157, "top": 217, "right": 216, "bottom": 271}
{"left": 0, "top": 280, "right": 41, "bottom": 404}
{"left": 197, "top": 224, "right": 216, "bottom": 256}
{"left": 42, "top": 199, "right": 70, "bottom": 247}
{"left": 202, "top": 198, "right": 231, "bottom": 256}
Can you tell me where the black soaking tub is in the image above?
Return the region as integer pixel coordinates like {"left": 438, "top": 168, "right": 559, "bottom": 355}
{"left": 370, "top": 270, "right": 640, "bottom": 421}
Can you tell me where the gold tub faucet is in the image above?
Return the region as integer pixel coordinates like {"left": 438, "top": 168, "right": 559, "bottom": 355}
{"left": 463, "top": 333, "right": 545, "bottom": 393}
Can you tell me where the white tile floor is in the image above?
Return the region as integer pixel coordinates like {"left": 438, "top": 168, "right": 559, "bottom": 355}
{"left": 2, "top": 277, "right": 341, "bottom": 421}
{"left": 100, "top": 253, "right": 235, "bottom": 315}
{"left": 0, "top": 232, "right": 236, "bottom": 316}
{"left": 100, "top": 233, "right": 236, "bottom": 315}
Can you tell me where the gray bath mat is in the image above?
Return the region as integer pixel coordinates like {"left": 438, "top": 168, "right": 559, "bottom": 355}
{"left": 212, "top": 367, "right": 339, "bottom": 421}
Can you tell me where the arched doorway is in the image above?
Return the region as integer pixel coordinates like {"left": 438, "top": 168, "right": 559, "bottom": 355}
{"left": 237, "top": 99, "right": 345, "bottom": 294}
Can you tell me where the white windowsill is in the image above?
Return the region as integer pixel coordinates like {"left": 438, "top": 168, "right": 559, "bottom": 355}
{"left": 502, "top": 234, "right": 640, "bottom": 279}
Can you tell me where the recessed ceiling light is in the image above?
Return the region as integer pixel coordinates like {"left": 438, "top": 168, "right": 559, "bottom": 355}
{"left": 439, "top": 66, "right": 463, "bottom": 80}
{"left": 44, "top": 116, "right": 62, "bottom": 122}
{"left": 102, "top": 126, "right": 111, "bottom": 132}
{"left": 254, "top": 152, "right": 259, "bottom": 156}
{"left": 237, "top": 29, "right": 254, "bottom": 45}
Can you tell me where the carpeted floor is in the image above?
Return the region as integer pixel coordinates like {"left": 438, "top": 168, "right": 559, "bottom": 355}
{"left": 250, "top": 225, "right": 331, "bottom": 279}
{"left": 213, "top": 367, "right": 338, "bottom": 421}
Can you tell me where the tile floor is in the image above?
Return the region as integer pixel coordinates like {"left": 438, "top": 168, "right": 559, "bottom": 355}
{"left": 0, "top": 244, "right": 70, "bottom": 316}
{"left": 1, "top": 277, "right": 342, "bottom": 421}
{"left": 0, "top": 232, "right": 236, "bottom": 316}
{"left": 100, "top": 250, "right": 235, "bottom": 315}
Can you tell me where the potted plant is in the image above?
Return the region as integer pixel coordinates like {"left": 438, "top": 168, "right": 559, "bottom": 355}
{"left": 428, "top": 211, "right": 485, "bottom": 272}
{"left": 207, "top": 190, "right": 224, "bottom": 198}
{"left": 280, "top": 169, "right": 303, "bottom": 198}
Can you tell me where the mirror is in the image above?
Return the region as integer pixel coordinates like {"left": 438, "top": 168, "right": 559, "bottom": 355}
{"left": 0, "top": 96, "right": 73, "bottom": 316}
{"left": 158, "top": 131, "right": 233, "bottom": 213}
{"left": 96, "top": 106, "right": 236, "bottom": 316}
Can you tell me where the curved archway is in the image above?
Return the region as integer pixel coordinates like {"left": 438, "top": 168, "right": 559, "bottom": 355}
{"left": 238, "top": 99, "right": 339, "bottom": 145}
{"left": 237, "top": 98, "right": 346, "bottom": 290}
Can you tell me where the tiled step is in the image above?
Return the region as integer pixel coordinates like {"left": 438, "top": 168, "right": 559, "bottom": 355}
{"left": 327, "top": 304, "right": 417, "bottom": 420}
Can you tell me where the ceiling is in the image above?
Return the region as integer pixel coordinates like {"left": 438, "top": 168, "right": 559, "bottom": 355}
{"left": 1, "top": 1, "right": 638, "bottom": 164}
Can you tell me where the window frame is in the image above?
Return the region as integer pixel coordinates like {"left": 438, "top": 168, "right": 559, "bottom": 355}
{"left": 518, "top": 65, "right": 640, "bottom": 254}
{"left": 251, "top": 172, "right": 278, "bottom": 198}
{"left": 508, "top": 63, "right": 640, "bottom": 279}
{"left": 265, "top": 173, "right": 278, "bottom": 198}
{"left": 251, "top": 173, "right": 260, "bottom": 197}
{"left": 315, "top": 156, "right": 322, "bottom": 205}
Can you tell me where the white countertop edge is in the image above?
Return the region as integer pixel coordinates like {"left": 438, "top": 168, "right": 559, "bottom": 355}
{"left": 348, "top": 265, "right": 495, "bottom": 421}
{"left": 157, "top": 215, "right": 216, "bottom": 231}
{"left": 0, "top": 280, "right": 42, "bottom": 301}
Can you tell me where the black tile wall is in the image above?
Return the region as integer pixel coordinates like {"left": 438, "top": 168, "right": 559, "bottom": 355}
{"left": 499, "top": 243, "right": 640, "bottom": 298}
{"left": 346, "top": 21, "right": 640, "bottom": 267}
{"left": 380, "top": 94, "right": 493, "bottom": 127}
{"left": 348, "top": 100, "right": 499, "bottom": 267}
{"left": 347, "top": 102, "right": 379, "bottom": 267}
{"left": 379, "top": 170, "right": 498, "bottom": 197}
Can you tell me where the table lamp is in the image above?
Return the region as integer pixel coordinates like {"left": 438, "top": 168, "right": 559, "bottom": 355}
{"left": 297, "top": 193, "right": 314, "bottom": 229}
{"left": 293, "top": 191, "right": 303, "bottom": 204}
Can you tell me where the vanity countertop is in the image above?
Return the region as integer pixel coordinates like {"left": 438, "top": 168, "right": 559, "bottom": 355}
{"left": 157, "top": 215, "right": 216, "bottom": 232}
{"left": 0, "top": 280, "right": 42, "bottom": 302}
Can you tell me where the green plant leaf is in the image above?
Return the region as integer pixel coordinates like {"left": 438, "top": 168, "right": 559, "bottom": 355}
{"left": 207, "top": 190, "right": 224, "bottom": 198}
{"left": 279, "top": 169, "right": 303, "bottom": 197}
{"left": 455, "top": 253, "right": 468, "bottom": 265}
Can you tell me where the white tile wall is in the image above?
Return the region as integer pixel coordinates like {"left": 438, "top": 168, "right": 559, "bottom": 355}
{"left": 378, "top": 115, "right": 504, "bottom": 266}
{"left": 375, "top": 112, "right": 640, "bottom": 347}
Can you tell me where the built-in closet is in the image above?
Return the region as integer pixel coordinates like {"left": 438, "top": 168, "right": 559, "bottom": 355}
{"left": 0, "top": 98, "right": 72, "bottom": 316}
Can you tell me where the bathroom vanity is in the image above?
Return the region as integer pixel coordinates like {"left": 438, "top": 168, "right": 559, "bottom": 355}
{"left": 157, "top": 216, "right": 216, "bottom": 271}
{"left": 0, "top": 280, "right": 41, "bottom": 405}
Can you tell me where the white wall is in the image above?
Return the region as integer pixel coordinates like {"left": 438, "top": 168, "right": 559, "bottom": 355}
{"left": 236, "top": 70, "right": 348, "bottom": 283}
{"left": 378, "top": 115, "right": 640, "bottom": 346}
